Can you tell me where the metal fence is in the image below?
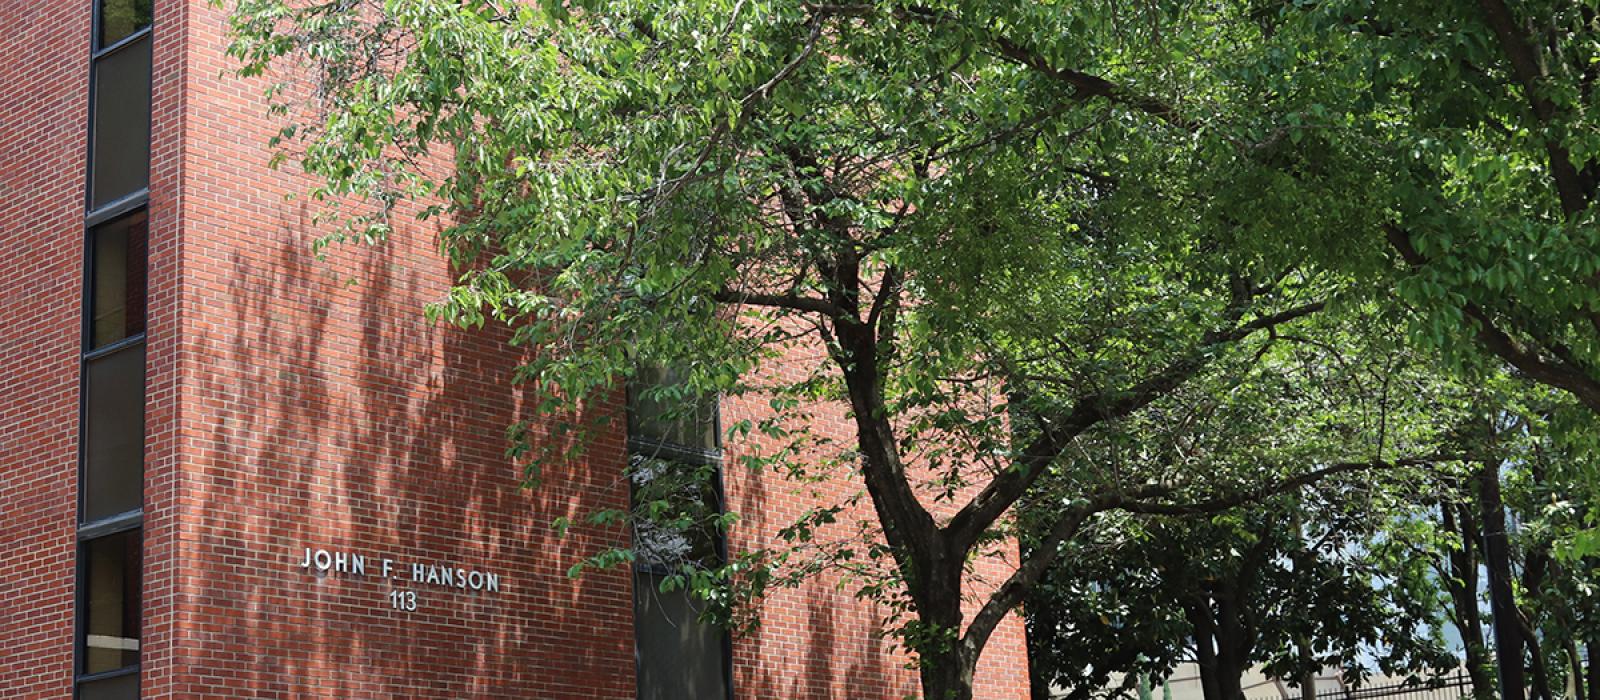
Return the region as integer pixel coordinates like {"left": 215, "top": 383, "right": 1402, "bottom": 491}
{"left": 1253, "top": 672, "right": 1476, "bottom": 700}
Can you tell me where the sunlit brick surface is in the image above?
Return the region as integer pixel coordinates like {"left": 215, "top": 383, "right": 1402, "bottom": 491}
{"left": 2, "top": 1, "right": 1030, "bottom": 697}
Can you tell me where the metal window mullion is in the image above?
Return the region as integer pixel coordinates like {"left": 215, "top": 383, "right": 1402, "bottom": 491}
{"left": 85, "top": 192, "right": 149, "bottom": 227}
{"left": 83, "top": 333, "right": 145, "bottom": 363}
{"left": 75, "top": 663, "right": 141, "bottom": 685}
{"left": 91, "top": 24, "right": 152, "bottom": 60}
{"left": 626, "top": 437, "right": 721, "bottom": 466}
{"left": 77, "top": 509, "right": 143, "bottom": 541}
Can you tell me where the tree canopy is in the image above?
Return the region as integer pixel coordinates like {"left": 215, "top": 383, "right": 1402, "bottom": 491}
{"left": 222, "top": 1, "right": 1600, "bottom": 698}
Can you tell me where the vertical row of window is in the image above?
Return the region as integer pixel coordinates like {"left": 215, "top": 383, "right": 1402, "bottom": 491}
{"left": 627, "top": 367, "right": 733, "bottom": 700}
{"left": 78, "top": 2, "right": 152, "bottom": 699}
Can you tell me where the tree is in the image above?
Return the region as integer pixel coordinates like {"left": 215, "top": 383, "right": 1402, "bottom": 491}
{"left": 1025, "top": 327, "right": 1459, "bottom": 700}
{"left": 1387, "top": 379, "right": 1600, "bottom": 700}
{"left": 219, "top": 2, "right": 1407, "bottom": 698}
{"left": 218, "top": 1, "right": 1600, "bottom": 698}
{"left": 1028, "top": 496, "right": 1455, "bottom": 700}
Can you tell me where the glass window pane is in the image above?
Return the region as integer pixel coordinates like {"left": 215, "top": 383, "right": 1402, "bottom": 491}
{"left": 630, "top": 455, "right": 721, "bottom": 569}
{"left": 82, "top": 530, "right": 141, "bottom": 675}
{"left": 98, "top": 0, "right": 152, "bottom": 49}
{"left": 83, "top": 345, "right": 145, "bottom": 522}
{"left": 628, "top": 366, "right": 718, "bottom": 450}
{"left": 79, "top": 672, "right": 138, "bottom": 700}
{"left": 634, "top": 572, "right": 727, "bottom": 700}
{"left": 90, "top": 211, "right": 148, "bottom": 348}
{"left": 90, "top": 35, "right": 152, "bottom": 209}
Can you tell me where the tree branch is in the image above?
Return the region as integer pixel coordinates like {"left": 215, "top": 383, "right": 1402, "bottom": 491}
{"left": 989, "top": 36, "right": 1201, "bottom": 133}
{"left": 959, "top": 457, "right": 1435, "bottom": 656}
{"left": 944, "top": 299, "right": 1325, "bottom": 552}
{"left": 1384, "top": 224, "right": 1600, "bottom": 411}
{"left": 713, "top": 287, "right": 843, "bottom": 316}
{"left": 1476, "top": 0, "right": 1590, "bottom": 215}
{"left": 648, "top": 12, "right": 827, "bottom": 204}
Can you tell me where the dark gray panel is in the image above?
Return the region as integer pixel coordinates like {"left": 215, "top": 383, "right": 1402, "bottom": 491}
{"left": 79, "top": 673, "right": 138, "bottom": 700}
{"left": 634, "top": 572, "right": 728, "bottom": 700}
{"left": 90, "top": 36, "right": 152, "bottom": 209}
{"left": 83, "top": 345, "right": 145, "bottom": 522}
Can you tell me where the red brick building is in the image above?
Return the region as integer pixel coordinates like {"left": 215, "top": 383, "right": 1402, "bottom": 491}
{"left": 0, "top": 1, "right": 1030, "bottom": 698}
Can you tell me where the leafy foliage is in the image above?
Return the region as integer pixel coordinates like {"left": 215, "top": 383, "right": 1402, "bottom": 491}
{"left": 219, "top": 1, "right": 1600, "bottom": 698}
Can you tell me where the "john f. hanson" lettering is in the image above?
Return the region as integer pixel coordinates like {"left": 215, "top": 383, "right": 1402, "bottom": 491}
{"left": 298, "top": 547, "right": 501, "bottom": 593}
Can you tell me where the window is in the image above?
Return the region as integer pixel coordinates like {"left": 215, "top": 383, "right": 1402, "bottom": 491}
{"left": 89, "top": 33, "right": 151, "bottom": 208}
{"left": 628, "top": 368, "right": 731, "bottom": 700}
{"left": 630, "top": 455, "right": 722, "bottom": 570}
{"left": 634, "top": 572, "right": 729, "bottom": 700}
{"left": 97, "top": 0, "right": 152, "bottom": 48}
{"left": 88, "top": 211, "right": 147, "bottom": 349}
{"left": 82, "top": 530, "right": 141, "bottom": 675}
{"left": 82, "top": 344, "right": 145, "bottom": 522}
{"left": 628, "top": 365, "right": 718, "bottom": 449}
{"left": 78, "top": 2, "right": 152, "bottom": 697}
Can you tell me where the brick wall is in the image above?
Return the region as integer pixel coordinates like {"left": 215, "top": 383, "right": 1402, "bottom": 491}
{"left": 0, "top": 0, "right": 89, "bottom": 696}
{"left": 2, "top": 0, "right": 1031, "bottom": 697}
{"left": 148, "top": 1, "right": 636, "bottom": 696}
{"left": 722, "top": 360, "right": 1032, "bottom": 700}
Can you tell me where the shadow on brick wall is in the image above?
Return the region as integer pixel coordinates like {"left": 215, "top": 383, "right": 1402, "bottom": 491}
{"left": 176, "top": 205, "right": 635, "bottom": 698}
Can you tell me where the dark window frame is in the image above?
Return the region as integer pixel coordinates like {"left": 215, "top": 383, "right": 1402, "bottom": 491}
{"left": 77, "top": 205, "right": 148, "bottom": 524}
{"left": 76, "top": 1, "right": 151, "bottom": 697}
{"left": 73, "top": 219, "right": 148, "bottom": 690}
{"left": 96, "top": 22, "right": 151, "bottom": 58}
{"left": 86, "top": 31, "right": 153, "bottom": 211}
{"left": 87, "top": 189, "right": 151, "bottom": 228}
{"left": 626, "top": 378, "right": 735, "bottom": 700}
{"left": 77, "top": 665, "right": 141, "bottom": 685}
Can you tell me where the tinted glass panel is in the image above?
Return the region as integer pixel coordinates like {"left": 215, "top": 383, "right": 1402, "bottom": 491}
{"left": 634, "top": 572, "right": 728, "bottom": 700}
{"left": 90, "top": 35, "right": 152, "bottom": 209}
{"left": 82, "top": 530, "right": 141, "bottom": 674}
{"left": 630, "top": 455, "right": 722, "bottom": 569}
{"left": 79, "top": 672, "right": 138, "bottom": 700}
{"left": 98, "top": 0, "right": 153, "bottom": 48}
{"left": 83, "top": 345, "right": 145, "bottom": 522}
{"left": 628, "top": 366, "right": 717, "bottom": 450}
{"left": 90, "top": 212, "right": 148, "bottom": 348}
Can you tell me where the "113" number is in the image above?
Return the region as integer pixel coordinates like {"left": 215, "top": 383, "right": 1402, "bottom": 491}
{"left": 389, "top": 589, "right": 418, "bottom": 611}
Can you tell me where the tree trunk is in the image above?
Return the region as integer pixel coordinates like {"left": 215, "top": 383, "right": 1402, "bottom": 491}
{"left": 1442, "top": 498, "right": 1493, "bottom": 699}
{"left": 1186, "top": 599, "right": 1224, "bottom": 700}
{"left": 1291, "top": 507, "right": 1316, "bottom": 700}
{"left": 1587, "top": 640, "right": 1599, "bottom": 700}
{"left": 920, "top": 650, "right": 977, "bottom": 700}
{"left": 916, "top": 570, "right": 977, "bottom": 700}
{"left": 1298, "top": 668, "right": 1316, "bottom": 700}
{"left": 1518, "top": 613, "right": 1554, "bottom": 700}
{"left": 1523, "top": 628, "right": 1554, "bottom": 700}
{"left": 1520, "top": 467, "right": 1555, "bottom": 700}
{"left": 1478, "top": 462, "right": 1526, "bottom": 700}
{"left": 1214, "top": 592, "right": 1250, "bottom": 700}
{"left": 832, "top": 312, "right": 981, "bottom": 700}
{"left": 1566, "top": 640, "right": 1587, "bottom": 700}
{"left": 1212, "top": 659, "right": 1247, "bottom": 700}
